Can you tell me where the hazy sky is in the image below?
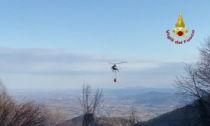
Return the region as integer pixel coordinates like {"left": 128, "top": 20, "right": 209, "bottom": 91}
{"left": 0, "top": 0, "right": 209, "bottom": 89}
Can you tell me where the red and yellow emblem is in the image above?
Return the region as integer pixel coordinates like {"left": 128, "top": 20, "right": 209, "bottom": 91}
{"left": 166, "top": 13, "right": 195, "bottom": 44}
{"left": 172, "top": 13, "right": 188, "bottom": 38}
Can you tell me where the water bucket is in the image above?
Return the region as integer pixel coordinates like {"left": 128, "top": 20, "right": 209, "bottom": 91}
{"left": 114, "top": 78, "right": 117, "bottom": 82}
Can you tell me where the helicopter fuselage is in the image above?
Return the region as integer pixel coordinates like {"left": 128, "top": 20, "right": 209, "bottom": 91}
{"left": 111, "top": 64, "right": 119, "bottom": 72}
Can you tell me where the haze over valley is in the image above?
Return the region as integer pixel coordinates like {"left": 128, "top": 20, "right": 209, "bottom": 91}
{"left": 9, "top": 87, "right": 180, "bottom": 121}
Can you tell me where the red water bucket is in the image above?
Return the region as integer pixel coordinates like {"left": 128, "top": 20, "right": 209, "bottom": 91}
{"left": 114, "top": 78, "right": 117, "bottom": 82}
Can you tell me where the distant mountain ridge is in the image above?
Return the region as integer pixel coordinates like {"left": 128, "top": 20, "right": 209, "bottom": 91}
{"left": 133, "top": 91, "right": 179, "bottom": 106}
{"left": 117, "top": 91, "right": 181, "bottom": 107}
{"left": 103, "top": 87, "right": 176, "bottom": 96}
{"left": 9, "top": 87, "right": 176, "bottom": 96}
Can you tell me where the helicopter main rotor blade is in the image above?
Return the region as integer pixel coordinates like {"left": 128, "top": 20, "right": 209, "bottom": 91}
{"left": 108, "top": 61, "right": 127, "bottom": 64}
{"left": 115, "top": 61, "right": 127, "bottom": 64}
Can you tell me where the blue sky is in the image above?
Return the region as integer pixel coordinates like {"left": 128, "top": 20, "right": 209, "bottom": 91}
{"left": 0, "top": 0, "right": 210, "bottom": 89}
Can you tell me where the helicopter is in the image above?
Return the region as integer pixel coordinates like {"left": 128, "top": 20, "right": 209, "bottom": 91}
{"left": 109, "top": 61, "right": 127, "bottom": 82}
{"left": 109, "top": 61, "right": 127, "bottom": 73}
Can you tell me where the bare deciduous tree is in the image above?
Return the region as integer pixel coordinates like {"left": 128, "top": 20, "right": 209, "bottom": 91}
{"left": 121, "top": 106, "right": 139, "bottom": 126}
{"left": 175, "top": 38, "right": 210, "bottom": 125}
{"left": 49, "top": 109, "right": 66, "bottom": 125}
{"left": 78, "top": 84, "right": 104, "bottom": 126}
{"left": 129, "top": 106, "right": 139, "bottom": 125}
{"left": 0, "top": 81, "right": 56, "bottom": 126}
